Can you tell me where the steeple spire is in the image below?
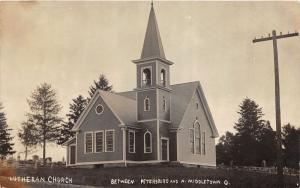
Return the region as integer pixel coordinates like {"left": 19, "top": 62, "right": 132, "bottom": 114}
{"left": 141, "top": 4, "right": 165, "bottom": 59}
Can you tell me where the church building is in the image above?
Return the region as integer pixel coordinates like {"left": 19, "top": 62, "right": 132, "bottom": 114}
{"left": 64, "top": 4, "right": 219, "bottom": 167}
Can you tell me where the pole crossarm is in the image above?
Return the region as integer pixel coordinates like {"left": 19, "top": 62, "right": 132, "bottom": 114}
{"left": 253, "top": 32, "right": 299, "bottom": 43}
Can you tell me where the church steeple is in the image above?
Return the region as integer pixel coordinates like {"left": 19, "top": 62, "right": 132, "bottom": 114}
{"left": 141, "top": 4, "right": 165, "bottom": 59}
{"left": 133, "top": 2, "right": 172, "bottom": 125}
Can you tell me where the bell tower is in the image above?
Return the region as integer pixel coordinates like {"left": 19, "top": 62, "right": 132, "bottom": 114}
{"left": 133, "top": 4, "right": 174, "bottom": 122}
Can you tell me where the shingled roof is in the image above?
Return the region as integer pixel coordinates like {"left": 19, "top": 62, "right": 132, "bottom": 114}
{"left": 99, "top": 91, "right": 137, "bottom": 125}
{"left": 117, "top": 82, "right": 200, "bottom": 127}
{"left": 72, "top": 82, "right": 218, "bottom": 138}
{"left": 116, "top": 81, "right": 218, "bottom": 137}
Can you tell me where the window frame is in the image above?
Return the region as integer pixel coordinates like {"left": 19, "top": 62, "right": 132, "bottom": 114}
{"left": 141, "top": 66, "right": 152, "bottom": 87}
{"left": 94, "top": 131, "right": 104, "bottom": 153}
{"left": 189, "top": 128, "right": 194, "bottom": 154}
{"left": 95, "top": 104, "right": 104, "bottom": 115}
{"left": 105, "top": 129, "right": 115, "bottom": 152}
{"left": 162, "top": 97, "right": 167, "bottom": 112}
{"left": 144, "top": 96, "right": 151, "bottom": 111}
{"left": 202, "top": 131, "right": 206, "bottom": 155}
{"left": 128, "top": 130, "right": 136, "bottom": 153}
{"left": 160, "top": 68, "right": 167, "bottom": 86}
{"left": 84, "top": 132, "right": 93, "bottom": 154}
{"left": 195, "top": 123, "right": 201, "bottom": 154}
{"left": 144, "top": 131, "right": 152, "bottom": 153}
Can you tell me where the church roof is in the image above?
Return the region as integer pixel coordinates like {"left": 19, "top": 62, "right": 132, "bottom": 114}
{"left": 170, "top": 82, "right": 199, "bottom": 127}
{"left": 141, "top": 5, "right": 165, "bottom": 59}
{"left": 116, "top": 81, "right": 219, "bottom": 137}
{"left": 99, "top": 91, "right": 137, "bottom": 125}
{"left": 116, "top": 82, "right": 200, "bottom": 127}
{"left": 72, "top": 82, "right": 218, "bottom": 138}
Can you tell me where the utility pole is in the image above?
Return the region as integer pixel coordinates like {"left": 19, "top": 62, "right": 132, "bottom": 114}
{"left": 253, "top": 30, "right": 298, "bottom": 187}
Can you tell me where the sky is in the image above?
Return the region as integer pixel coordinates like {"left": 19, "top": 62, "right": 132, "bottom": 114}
{"left": 0, "top": 1, "right": 299, "bottom": 161}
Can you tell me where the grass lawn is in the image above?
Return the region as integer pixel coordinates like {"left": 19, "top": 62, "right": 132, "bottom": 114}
{"left": 11, "top": 165, "right": 298, "bottom": 188}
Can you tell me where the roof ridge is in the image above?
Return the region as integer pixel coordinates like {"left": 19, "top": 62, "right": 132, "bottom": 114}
{"left": 171, "top": 81, "right": 199, "bottom": 86}
{"left": 98, "top": 90, "right": 136, "bottom": 101}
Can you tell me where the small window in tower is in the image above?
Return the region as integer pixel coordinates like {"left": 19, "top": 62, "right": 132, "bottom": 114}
{"left": 144, "top": 96, "right": 150, "bottom": 111}
{"left": 163, "top": 96, "right": 166, "bottom": 111}
{"left": 142, "top": 68, "right": 151, "bottom": 87}
{"left": 196, "top": 103, "right": 199, "bottom": 110}
{"left": 160, "top": 69, "right": 166, "bottom": 86}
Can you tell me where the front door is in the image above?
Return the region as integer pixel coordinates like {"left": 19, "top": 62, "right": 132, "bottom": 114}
{"left": 161, "top": 138, "right": 169, "bottom": 161}
{"left": 70, "top": 145, "right": 76, "bottom": 165}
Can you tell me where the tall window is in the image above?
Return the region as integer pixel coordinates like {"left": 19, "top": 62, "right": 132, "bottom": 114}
{"left": 85, "top": 132, "right": 93, "bottom": 154}
{"left": 105, "top": 130, "right": 114, "bottom": 152}
{"left": 144, "top": 131, "right": 152, "bottom": 153}
{"left": 142, "top": 68, "right": 151, "bottom": 87}
{"left": 189, "top": 128, "right": 194, "bottom": 153}
{"left": 163, "top": 96, "right": 166, "bottom": 111}
{"left": 128, "top": 131, "right": 135, "bottom": 153}
{"left": 95, "top": 131, "right": 104, "bottom": 153}
{"left": 195, "top": 123, "right": 201, "bottom": 154}
{"left": 160, "top": 69, "right": 166, "bottom": 86}
{"left": 202, "top": 132, "right": 206, "bottom": 155}
{"left": 144, "top": 96, "right": 150, "bottom": 111}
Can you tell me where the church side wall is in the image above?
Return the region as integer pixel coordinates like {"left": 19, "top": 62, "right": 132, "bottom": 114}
{"left": 136, "top": 121, "right": 158, "bottom": 161}
{"left": 177, "top": 91, "right": 216, "bottom": 166}
{"left": 76, "top": 96, "right": 123, "bottom": 164}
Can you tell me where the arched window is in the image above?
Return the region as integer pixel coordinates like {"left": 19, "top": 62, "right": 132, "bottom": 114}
{"left": 160, "top": 69, "right": 166, "bottom": 86}
{"left": 142, "top": 68, "right": 151, "bottom": 87}
{"left": 194, "top": 123, "right": 201, "bottom": 154}
{"left": 144, "top": 96, "right": 150, "bottom": 111}
{"left": 144, "top": 131, "right": 152, "bottom": 153}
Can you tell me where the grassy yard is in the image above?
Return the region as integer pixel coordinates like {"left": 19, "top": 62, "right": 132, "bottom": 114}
{"left": 10, "top": 165, "right": 298, "bottom": 188}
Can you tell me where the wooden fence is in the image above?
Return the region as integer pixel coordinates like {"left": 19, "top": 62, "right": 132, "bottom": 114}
{"left": 218, "top": 165, "right": 299, "bottom": 176}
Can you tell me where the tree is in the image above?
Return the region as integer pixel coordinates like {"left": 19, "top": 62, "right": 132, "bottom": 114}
{"left": 26, "top": 83, "right": 62, "bottom": 164}
{"left": 57, "top": 95, "right": 87, "bottom": 145}
{"left": 257, "top": 121, "right": 277, "bottom": 166}
{"left": 282, "top": 123, "right": 300, "bottom": 169}
{"left": 0, "top": 103, "right": 15, "bottom": 158}
{"left": 18, "top": 119, "right": 38, "bottom": 160}
{"left": 88, "top": 74, "right": 113, "bottom": 98}
{"left": 216, "top": 98, "right": 277, "bottom": 166}
{"left": 233, "top": 98, "right": 276, "bottom": 166}
{"left": 216, "top": 131, "right": 235, "bottom": 165}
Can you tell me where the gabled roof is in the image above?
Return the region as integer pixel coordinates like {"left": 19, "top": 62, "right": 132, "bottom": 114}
{"left": 117, "top": 90, "right": 136, "bottom": 100}
{"left": 141, "top": 5, "right": 165, "bottom": 59}
{"left": 117, "top": 81, "right": 218, "bottom": 137}
{"left": 99, "top": 91, "right": 136, "bottom": 125}
{"left": 169, "top": 81, "right": 219, "bottom": 137}
{"left": 169, "top": 82, "right": 199, "bottom": 127}
{"left": 72, "top": 82, "right": 218, "bottom": 137}
{"left": 196, "top": 82, "right": 219, "bottom": 138}
{"left": 72, "top": 90, "right": 137, "bottom": 131}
